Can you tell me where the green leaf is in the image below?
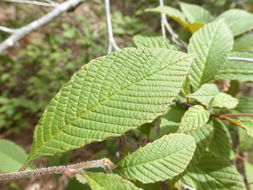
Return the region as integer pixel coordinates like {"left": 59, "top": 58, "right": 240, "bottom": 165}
{"left": 187, "top": 83, "right": 219, "bottom": 106}
{"left": 236, "top": 96, "right": 253, "bottom": 114}
{"left": 183, "top": 151, "right": 246, "bottom": 190}
{"left": 0, "top": 139, "right": 27, "bottom": 172}
{"left": 236, "top": 120, "right": 253, "bottom": 137}
{"left": 179, "top": 2, "right": 213, "bottom": 24}
{"left": 210, "top": 93, "right": 239, "bottom": 109}
{"left": 185, "top": 124, "right": 214, "bottom": 164}
{"left": 116, "top": 134, "right": 196, "bottom": 183}
{"left": 146, "top": 6, "right": 187, "bottom": 27}
{"left": 215, "top": 52, "right": 253, "bottom": 82}
{"left": 133, "top": 33, "right": 175, "bottom": 49}
{"left": 233, "top": 34, "right": 253, "bottom": 52}
{"left": 209, "top": 119, "right": 232, "bottom": 159}
{"left": 238, "top": 128, "right": 253, "bottom": 151}
{"left": 27, "top": 48, "right": 193, "bottom": 162}
{"left": 217, "top": 9, "right": 253, "bottom": 36}
{"left": 80, "top": 172, "right": 142, "bottom": 190}
{"left": 179, "top": 105, "right": 210, "bottom": 132}
{"left": 188, "top": 19, "right": 233, "bottom": 90}
{"left": 245, "top": 161, "right": 253, "bottom": 189}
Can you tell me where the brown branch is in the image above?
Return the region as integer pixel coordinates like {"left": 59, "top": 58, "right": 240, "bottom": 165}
{"left": 0, "top": 158, "right": 116, "bottom": 182}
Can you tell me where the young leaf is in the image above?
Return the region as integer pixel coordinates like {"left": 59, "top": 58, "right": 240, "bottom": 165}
{"left": 133, "top": 33, "right": 175, "bottom": 49}
{"left": 0, "top": 139, "right": 27, "bottom": 172}
{"left": 115, "top": 134, "right": 196, "bottom": 184}
{"left": 238, "top": 128, "right": 253, "bottom": 151}
{"left": 215, "top": 52, "right": 253, "bottom": 82}
{"left": 229, "top": 119, "right": 253, "bottom": 137}
{"left": 179, "top": 2, "right": 213, "bottom": 24}
{"left": 217, "top": 9, "right": 253, "bottom": 36}
{"left": 209, "top": 119, "right": 232, "bottom": 159}
{"left": 78, "top": 172, "right": 142, "bottom": 190}
{"left": 183, "top": 151, "right": 246, "bottom": 190}
{"left": 233, "top": 34, "right": 253, "bottom": 52}
{"left": 188, "top": 19, "right": 233, "bottom": 90}
{"left": 210, "top": 93, "right": 239, "bottom": 109}
{"left": 185, "top": 124, "right": 214, "bottom": 164}
{"left": 26, "top": 48, "right": 193, "bottom": 162}
{"left": 187, "top": 83, "right": 219, "bottom": 106}
{"left": 178, "top": 105, "right": 210, "bottom": 132}
{"left": 236, "top": 96, "right": 253, "bottom": 114}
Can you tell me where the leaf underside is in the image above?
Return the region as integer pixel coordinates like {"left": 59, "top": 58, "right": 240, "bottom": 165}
{"left": 27, "top": 48, "right": 193, "bottom": 162}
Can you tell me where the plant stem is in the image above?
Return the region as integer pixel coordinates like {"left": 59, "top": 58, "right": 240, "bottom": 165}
{"left": 0, "top": 158, "right": 116, "bottom": 182}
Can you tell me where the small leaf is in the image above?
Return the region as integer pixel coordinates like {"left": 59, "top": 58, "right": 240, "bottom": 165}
{"left": 187, "top": 83, "right": 219, "bottom": 106}
{"left": 116, "top": 134, "right": 196, "bottom": 183}
{"left": 236, "top": 96, "right": 253, "bottom": 114}
{"left": 238, "top": 128, "right": 253, "bottom": 151}
{"left": 209, "top": 119, "right": 232, "bottom": 159}
{"left": 233, "top": 34, "right": 253, "bottom": 52}
{"left": 183, "top": 151, "right": 246, "bottom": 190}
{"left": 27, "top": 48, "right": 194, "bottom": 162}
{"left": 217, "top": 9, "right": 253, "bottom": 36}
{"left": 210, "top": 93, "right": 239, "bottom": 109}
{"left": 188, "top": 19, "right": 233, "bottom": 90}
{"left": 133, "top": 33, "right": 175, "bottom": 49}
{"left": 179, "top": 2, "right": 213, "bottom": 24}
{"left": 80, "top": 172, "right": 142, "bottom": 190}
{"left": 0, "top": 139, "right": 27, "bottom": 172}
{"left": 215, "top": 52, "right": 253, "bottom": 82}
{"left": 179, "top": 105, "right": 210, "bottom": 132}
{"left": 245, "top": 161, "right": 253, "bottom": 189}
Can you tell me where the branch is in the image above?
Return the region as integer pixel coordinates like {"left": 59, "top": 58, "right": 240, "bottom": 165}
{"left": 3, "top": 0, "right": 57, "bottom": 7}
{"left": 159, "top": 0, "right": 166, "bottom": 38}
{"left": 228, "top": 57, "right": 253, "bottom": 63}
{"left": 182, "top": 183, "right": 195, "bottom": 190}
{"left": 0, "top": 26, "right": 16, "bottom": 33}
{"left": 0, "top": 0, "right": 84, "bottom": 54}
{"left": 0, "top": 158, "right": 116, "bottom": 182}
{"left": 104, "top": 0, "right": 119, "bottom": 53}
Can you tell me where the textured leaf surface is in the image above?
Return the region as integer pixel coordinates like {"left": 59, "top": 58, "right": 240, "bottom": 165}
{"left": 245, "top": 161, "right": 253, "bottom": 189}
{"left": 116, "top": 134, "right": 196, "bottom": 183}
{"left": 210, "top": 93, "right": 239, "bottom": 109}
{"left": 233, "top": 34, "right": 253, "bottom": 52}
{"left": 79, "top": 172, "right": 142, "bottom": 190}
{"left": 188, "top": 19, "right": 233, "bottom": 90}
{"left": 236, "top": 97, "right": 253, "bottom": 113}
{"left": 239, "top": 128, "right": 253, "bottom": 151}
{"left": 217, "top": 9, "right": 253, "bottom": 36}
{"left": 179, "top": 2, "right": 213, "bottom": 24}
{"left": 187, "top": 83, "right": 219, "bottom": 106}
{"left": 216, "top": 52, "right": 253, "bottom": 82}
{"left": 185, "top": 124, "right": 214, "bottom": 164}
{"left": 133, "top": 33, "right": 175, "bottom": 49}
{"left": 27, "top": 48, "right": 193, "bottom": 162}
{"left": 179, "top": 105, "right": 210, "bottom": 132}
{"left": 209, "top": 119, "right": 232, "bottom": 159}
{"left": 0, "top": 139, "right": 27, "bottom": 172}
{"left": 183, "top": 151, "right": 246, "bottom": 190}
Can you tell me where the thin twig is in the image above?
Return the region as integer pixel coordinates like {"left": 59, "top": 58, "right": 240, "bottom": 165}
{"left": 44, "top": 0, "right": 59, "bottom": 6}
{"left": 159, "top": 0, "right": 166, "bottom": 38}
{"left": 0, "top": 26, "right": 16, "bottom": 33}
{"left": 0, "top": 158, "right": 116, "bottom": 182}
{"left": 104, "top": 0, "right": 119, "bottom": 53}
{"left": 3, "top": 0, "right": 57, "bottom": 7}
{"left": 0, "top": 0, "right": 84, "bottom": 54}
{"left": 228, "top": 57, "right": 253, "bottom": 63}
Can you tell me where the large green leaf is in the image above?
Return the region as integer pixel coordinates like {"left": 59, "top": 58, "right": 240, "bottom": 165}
{"left": 178, "top": 105, "right": 210, "bottom": 132}
{"left": 188, "top": 19, "right": 233, "bottom": 90}
{"left": 210, "top": 93, "right": 239, "bottom": 109}
{"left": 133, "top": 33, "right": 175, "bottom": 49}
{"left": 245, "top": 161, "right": 253, "bottom": 189}
{"left": 115, "top": 134, "right": 196, "bottom": 183}
{"left": 27, "top": 48, "right": 193, "bottom": 162}
{"left": 0, "top": 139, "right": 27, "bottom": 172}
{"left": 217, "top": 9, "right": 253, "bottom": 36}
{"left": 233, "top": 34, "right": 253, "bottom": 52}
{"left": 236, "top": 96, "right": 253, "bottom": 114}
{"left": 215, "top": 52, "right": 253, "bottom": 82}
{"left": 209, "top": 119, "right": 232, "bottom": 159}
{"left": 179, "top": 2, "right": 213, "bottom": 24}
{"left": 187, "top": 83, "right": 219, "bottom": 106}
{"left": 183, "top": 151, "right": 246, "bottom": 190}
{"left": 79, "top": 172, "right": 142, "bottom": 190}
